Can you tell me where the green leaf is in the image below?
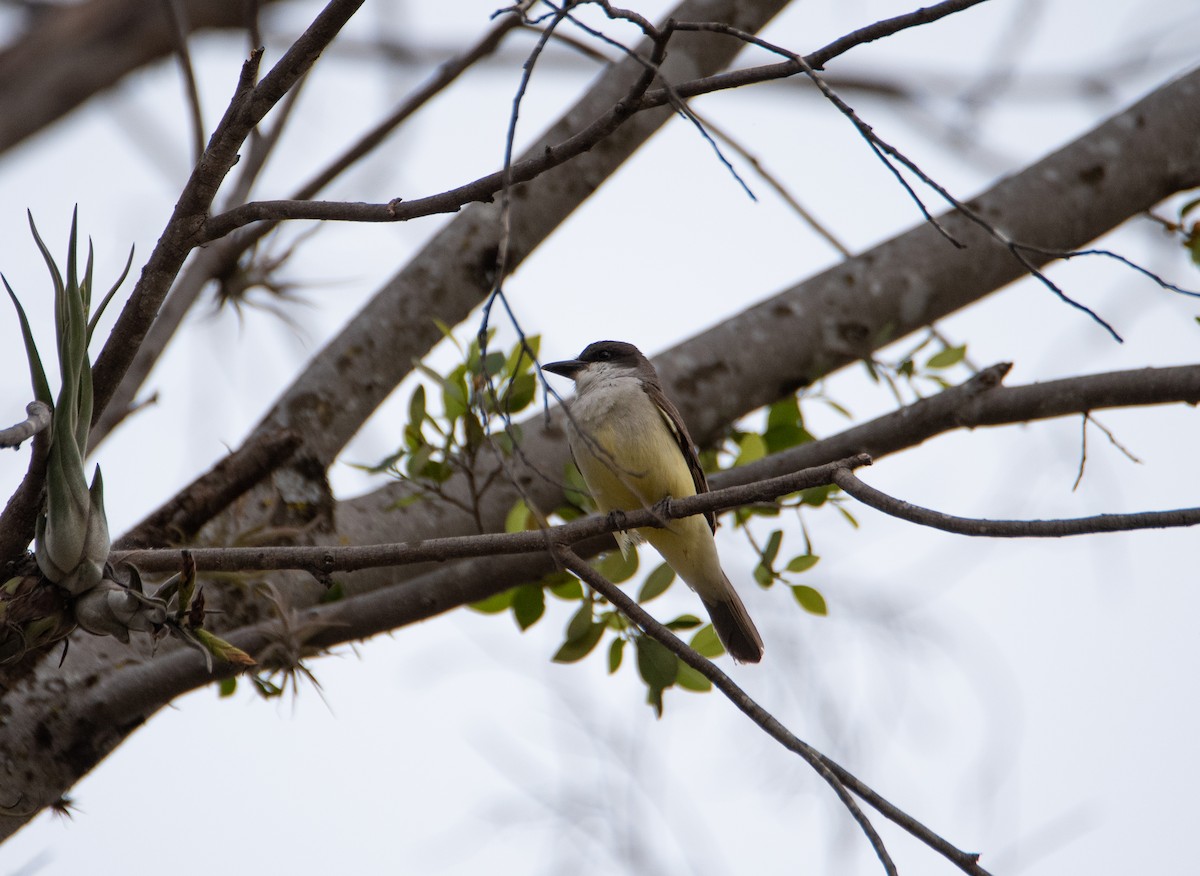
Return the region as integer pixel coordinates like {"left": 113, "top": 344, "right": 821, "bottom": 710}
{"left": 318, "top": 581, "right": 345, "bottom": 604}
{"left": 217, "top": 677, "right": 237, "bottom": 698}
{"left": 785, "top": 554, "right": 820, "bottom": 573}
{"left": 926, "top": 344, "right": 967, "bottom": 369}
{"left": 1188, "top": 232, "right": 1200, "bottom": 267}
{"left": 763, "top": 395, "right": 809, "bottom": 453}
{"left": 752, "top": 563, "right": 774, "bottom": 588}
{"left": 469, "top": 588, "right": 514, "bottom": 614}
{"left": 689, "top": 624, "right": 725, "bottom": 659}
{"left": 442, "top": 366, "right": 469, "bottom": 421}
{"left": 2, "top": 275, "right": 52, "bottom": 405}
{"left": 552, "top": 620, "right": 604, "bottom": 663}
{"left": 405, "top": 444, "right": 433, "bottom": 480}
{"left": 824, "top": 398, "right": 853, "bottom": 419}
{"left": 408, "top": 384, "right": 427, "bottom": 427}
{"left": 193, "top": 628, "right": 256, "bottom": 667}
{"left": 664, "top": 614, "right": 703, "bottom": 631}
{"left": 482, "top": 350, "right": 506, "bottom": 377}
{"left": 675, "top": 661, "right": 712, "bottom": 692}
{"left": 502, "top": 372, "right": 537, "bottom": 413}
{"left": 1179, "top": 195, "right": 1200, "bottom": 220}
{"left": 564, "top": 603, "right": 594, "bottom": 642}
{"left": 733, "top": 431, "right": 767, "bottom": 467}
{"left": 635, "top": 636, "right": 678, "bottom": 689}
{"left": 646, "top": 684, "right": 665, "bottom": 718}
{"left": 504, "top": 499, "right": 533, "bottom": 533}
{"left": 511, "top": 584, "right": 545, "bottom": 630}
{"left": 762, "top": 529, "right": 783, "bottom": 568}
{"left": 607, "top": 637, "right": 625, "bottom": 674}
{"left": 86, "top": 243, "right": 134, "bottom": 344}
{"left": 463, "top": 411, "right": 485, "bottom": 452}
{"left": 638, "top": 563, "right": 675, "bottom": 602}
{"left": 251, "top": 676, "right": 284, "bottom": 698}
{"left": 595, "top": 548, "right": 638, "bottom": 584}
{"left": 387, "top": 492, "right": 423, "bottom": 511}
{"left": 504, "top": 335, "right": 540, "bottom": 375}
{"left": 562, "top": 463, "right": 594, "bottom": 512}
{"left": 546, "top": 574, "right": 583, "bottom": 601}
{"left": 792, "top": 584, "right": 828, "bottom": 616}
{"left": 798, "top": 484, "right": 837, "bottom": 507}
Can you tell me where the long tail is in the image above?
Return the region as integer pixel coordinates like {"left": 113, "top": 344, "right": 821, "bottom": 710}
{"left": 701, "top": 578, "right": 764, "bottom": 664}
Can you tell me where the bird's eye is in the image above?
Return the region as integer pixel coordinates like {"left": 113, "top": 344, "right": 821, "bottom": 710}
{"left": 596, "top": 350, "right": 611, "bottom": 360}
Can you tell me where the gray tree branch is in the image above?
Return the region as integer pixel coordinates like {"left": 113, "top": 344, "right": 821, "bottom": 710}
{"left": 0, "top": 0, "right": 286, "bottom": 154}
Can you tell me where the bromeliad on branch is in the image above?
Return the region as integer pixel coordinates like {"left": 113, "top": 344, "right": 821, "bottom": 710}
{"left": 2, "top": 210, "right": 251, "bottom": 670}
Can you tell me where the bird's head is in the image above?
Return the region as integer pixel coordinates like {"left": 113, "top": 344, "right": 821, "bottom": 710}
{"left": 544, "top": 340, "right": 651, "bottom": 390}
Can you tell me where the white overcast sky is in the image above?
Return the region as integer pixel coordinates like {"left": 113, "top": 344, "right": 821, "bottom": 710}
{"left": 2, "top": 1, "right": 1199, "bottom": 874}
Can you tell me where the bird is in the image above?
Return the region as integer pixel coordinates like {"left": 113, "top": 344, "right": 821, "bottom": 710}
{"left": 544, "top": 340, "right": 764, "bottom": 663}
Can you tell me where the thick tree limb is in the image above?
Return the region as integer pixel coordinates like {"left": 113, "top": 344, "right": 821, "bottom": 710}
{"left": 90, "top": 14, "right": 527, "bottom": 449}
{"left": 717, "top": 362, "right": 1200, "bottom": 487}
{"left": 199, "top": 0, "right": 992, "bottom": 237}
{"left": 0, "top": 0, "right": 286, "bottom": 154}
{"left": 115, "top": 428, "right": 302, "bottom": 550}
{"left": 244, "top": 0, "right": 796, "bottom": 468}
{"left": 0, "top": 0, "right": 366, "bottom": 569}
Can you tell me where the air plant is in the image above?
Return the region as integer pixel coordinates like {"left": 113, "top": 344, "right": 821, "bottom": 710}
{"left": 3, "top": 210, "right": 251, "bottom": 669}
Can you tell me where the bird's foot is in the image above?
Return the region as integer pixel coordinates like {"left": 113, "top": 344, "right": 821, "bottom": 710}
{"left": 649, "top": 496, "right": 674, "bottom": 528}
{"left": 606, "top": 509, "right": 632, "bottom": 532}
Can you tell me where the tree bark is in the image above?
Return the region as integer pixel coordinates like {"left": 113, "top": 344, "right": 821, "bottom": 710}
{"left": 0, "top": 0, "right": 284, "bottom": 154}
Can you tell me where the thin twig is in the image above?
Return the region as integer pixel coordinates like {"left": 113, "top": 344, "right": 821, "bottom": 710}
{"left": 199, "top": 0, "right": 994, "bottom": 239}
{"left": 115, "top": 456, "right": 869, "bottom": 574}
{"left": 161, "top": 0, "right": 206, "bottom": 164}
{"left": 832, "top": 468, "right": 1200, "bottom": 537}
{"left": 669, "top": 18, "right": 1125, "bottom": 339}
{"left": 557, "top": 545, "right": 997, "bottom": 876}
{"left": 1071, "top": 410, "right": 1141, "bottom": 493}
{"left": 91, "top": 11, "right": 524, "bottom": 450}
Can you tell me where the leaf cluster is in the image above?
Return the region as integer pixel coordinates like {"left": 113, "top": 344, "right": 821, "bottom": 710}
{"left": 359, "top": 330, "right": 542, "bottom": 517}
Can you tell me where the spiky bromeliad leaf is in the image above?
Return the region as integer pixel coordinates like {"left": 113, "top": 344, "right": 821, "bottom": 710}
{"left": 18, "top": 209, "right": 126, "bottom": 594}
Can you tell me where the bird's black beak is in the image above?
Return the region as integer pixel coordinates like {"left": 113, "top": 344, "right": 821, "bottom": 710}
{"left": 543, "top": 358, "right": 584, "bottom": 379}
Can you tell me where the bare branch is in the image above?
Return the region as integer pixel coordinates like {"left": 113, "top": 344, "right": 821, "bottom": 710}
{"left": 89, "top": 11, "right": 528, "bottom": 450}
{"left": 114, "top": 456, "right": 870, "bottom": 574}
{"left": 89, "top": 0, "right": 367, "bottom": 429}
{"left": 161, "top": 0, "right": 206, "bottom": 164}
{"left": 243, "top": 0, "right": 798, "bottom": 469}
{"left": 197, "top": 0, "right": 992, "bottom": 238}
{"left": 0, "top": 0, "right": 286, "bottom": 155}
{"left": 555, "top": 546, "right": 989, "bottom": 876}
{"left": 832, "top": 468, "right": 1200, "bottom": 538}
{"left": 719, "top": 363, "right": 1200, "bottom": 489}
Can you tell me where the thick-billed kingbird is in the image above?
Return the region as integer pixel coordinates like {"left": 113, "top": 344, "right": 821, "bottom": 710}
{"left": 545, "top": 340, "right": 764, "bottom": 664}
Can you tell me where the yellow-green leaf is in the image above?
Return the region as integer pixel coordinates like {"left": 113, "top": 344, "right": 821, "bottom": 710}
{"left": 926, "top": 344, "right": 966, "bottom": 369}
{"left": 689, "top": 624, "right": 725, "bottom": 659}
{"left": 786, "top": 554, "right": 820, "bottom": 573}
{"left": 675, "top": 661, "right": 712, "bottom": 692}
{"left": 792, "top": 584, "right": 828, "bottom": 616}
{"left": 638, "top": 563, "right": 675, "bottom": 602}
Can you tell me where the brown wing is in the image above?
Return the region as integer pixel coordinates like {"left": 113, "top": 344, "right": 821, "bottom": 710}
{"left": 642, "top": 378, "right": 716, "bottom": 533}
